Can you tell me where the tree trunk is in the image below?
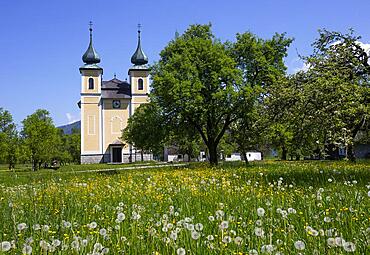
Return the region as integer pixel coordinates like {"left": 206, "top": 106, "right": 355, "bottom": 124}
{"left": 281, "top": 146, "right": 287, "bottom": 160}
{"left": 141, "top": 150, "right": 144, "bottom": 162}
{"left": 208, "top": 142, "right": 218, "bottom": 166}
{"left": 242, "top": 151, "right": 249, "bottom": 166}
{"left": 347, "top": 144, "right": 356, "bottom": 162}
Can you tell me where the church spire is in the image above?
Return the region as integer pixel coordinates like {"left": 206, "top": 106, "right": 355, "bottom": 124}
{"left": 82, "top": 22, "right": 101, "bottom": 65}
{"left": 131, "top": 24, "right": 148, "bottom": 66}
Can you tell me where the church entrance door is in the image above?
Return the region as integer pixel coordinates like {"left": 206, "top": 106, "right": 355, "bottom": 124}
{"left": 112, "top": 147, "right": 122, "bottom": 163}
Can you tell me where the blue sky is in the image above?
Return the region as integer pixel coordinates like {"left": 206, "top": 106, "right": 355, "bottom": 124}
{"left": 0, "top": 0, "right": 369, "bottom": 127}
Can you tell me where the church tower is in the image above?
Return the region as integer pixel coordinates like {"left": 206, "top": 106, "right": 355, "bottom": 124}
{"left": 79, "top": 23, "right": 104, "bottom": 164}
{"left": 129, "top": 26, "right": 150, "bottom": 115}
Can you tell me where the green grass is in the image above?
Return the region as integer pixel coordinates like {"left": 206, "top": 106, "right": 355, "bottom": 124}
{"left": 0, "top": 160, "right": 369, "bottom": 254}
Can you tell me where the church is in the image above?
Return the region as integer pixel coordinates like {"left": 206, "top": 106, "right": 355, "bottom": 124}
{"left": 79, "top": 25, "right": 150, "bottom": 164}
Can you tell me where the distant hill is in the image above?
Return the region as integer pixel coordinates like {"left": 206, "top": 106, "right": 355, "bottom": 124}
{"left": 58, "top": 121, "right": 81, "bottom": 135}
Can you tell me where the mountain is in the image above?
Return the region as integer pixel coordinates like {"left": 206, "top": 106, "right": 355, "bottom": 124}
{"left": 58, "top": 121, "right": 81, "bottom": 135}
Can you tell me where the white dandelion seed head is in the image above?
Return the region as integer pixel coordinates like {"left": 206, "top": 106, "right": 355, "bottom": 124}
{"left": 101, "top": 247, "right": 109, "bottom": 254}
{"left": 117, "top": 212, "right": 126, "bottom": 222}
{"left": 1, "top": 241, "right": 11, "bottom": 252}
{"left": 367, "top": 190, "right": 370, "bottom": 197}
{"left": 99, "top": 228, "right": 107, "bottom": 236}
{"left": 33, "top": 224, "right": 41, "bottom": 231}
{"left": 261, "top": 244, "right": 275, "bottom": 253}
{"left": 191, "top": 231, "right": 200, "bottom": 240}
{"left": 208, "top": 216, "right": 215, "bottom": 221}
{"left": 52, "top": 239, "right": 61, "bottom": 247}
{"left": 335, "top": 237, "right": 345, "bottom": 247}
{"left": 206, "top": 235, "right": 214, "bottom": 241}
{"left": 343, "top": 242, "right": 356, "bottom": 252}
{"left": 255, "top": 220, "right": 263, "bottom": 226}
{"left": 17, "top": 223, "right": 27, "bottom": 231}
{"left": 170, "top": 231, "right": 177, "bottom": 240}
{"left": 177, "top": 247, "right": 186, "bottom": 255}
{"left": 234, "top": 236, "right": 243, "bottom": 245}
{"left": 222, "top": 235, "right": 232, "bottom": 244}
{"left": 294, "top": 240, "right": 305, "bottom": 250}
{"left": 287, "top": 208, "right": 296, "bottom": 214}
{"left": 324, "top": 216, "right": 331, "bottom": 223}
{"left": 254, "top": 227, "right": 264, "bottom": 237}
{"left": 22, "top": 244, "right": 32, "bottom": 254}
{"left": 249, "top": 249, "right": 258, "bottom": 255}
{"left": 327, "top": 237, "right": 336, "bottom": 247}
{"left": 219, "top": 221, "right": 229, "bottom": 230}
{"left": 257, "top": 207, "right": 265, "bottom": 217}
{"left": 195, "top": 223, "right": 203, "bottom": 231}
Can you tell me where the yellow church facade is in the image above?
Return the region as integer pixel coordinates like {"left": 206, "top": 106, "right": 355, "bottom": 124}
{"left": 79, "top": 25, "right": 149, "bottom": 164}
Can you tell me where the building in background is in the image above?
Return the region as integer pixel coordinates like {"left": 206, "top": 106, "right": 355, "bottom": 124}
{"left": 79, "top": 24, "right": 150, "bottom": 164}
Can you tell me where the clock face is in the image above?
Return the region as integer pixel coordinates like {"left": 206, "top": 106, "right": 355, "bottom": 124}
{"left": 112, "top": 100, "right": 121, "bottom": 109}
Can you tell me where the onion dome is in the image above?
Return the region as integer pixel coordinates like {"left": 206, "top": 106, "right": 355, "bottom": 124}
{"left": 131, "top": 27, "right": 148, "bottom": 65}
{"left": 82, "top": 23, "right": 101, "bottom": 64}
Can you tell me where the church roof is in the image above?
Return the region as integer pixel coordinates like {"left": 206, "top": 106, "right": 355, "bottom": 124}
{"left": 82, "top": 24, "right": 101, "bottom": 65}
{"left": 101, "top": 78, "right": 131, "bottom": 99}
{"left": 130, "top": 28, "right": 148, "bottom": 66}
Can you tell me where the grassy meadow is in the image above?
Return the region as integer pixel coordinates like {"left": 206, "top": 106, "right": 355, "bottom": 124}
{"left": 0, "top": 160, "right": 369, "bottom": 254}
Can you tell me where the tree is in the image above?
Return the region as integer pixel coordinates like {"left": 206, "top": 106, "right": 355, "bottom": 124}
{"left": 21, "top": 109, "right": 61, "bottom": 170}
{"left": 0, "top": 108, "right": 19, "bottom": 169}
{"left": 228, "top": 32, "right": 293, "bottom": 163}
{"left": 122, "top": 103, "right": 166, "bottom": 161}
{"left": 265, "top": 29, "right": 370, "bottom": 161}
{"left": 305, "top": 29, "right": 370, "bottom": 161}
{"left": 151, "top": 24, "right": 244, "bottom": 165}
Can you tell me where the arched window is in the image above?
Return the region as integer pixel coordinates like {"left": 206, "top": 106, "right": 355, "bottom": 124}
{"left": 88, "top": 78, "right": 94, "bottom": 90}
{"left": 138, "top": 78, "right": 143, "bottom": 90}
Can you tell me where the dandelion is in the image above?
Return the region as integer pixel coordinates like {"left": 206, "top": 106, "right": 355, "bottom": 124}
{"left": 287, "top": 208, "right": 296, "bottom": 214}
{"left": 222, "top": 235, "right": 232, "bottom": 243}
{"left": 71, "top": 240, "right": 79, "bottom": 250}
{"left": 32, "top": 224, "right": 41, "bottom": 231}
{"left": 324, "top": 216, "right": 331, "bottom": 223}
{"left": 343, "top": 242, "right": 356, "bottom": 252}
{"left": 42, "top": 225, "right": 50, "bottom": 232}
{"left": 195, "top": 223, "right": 203, "bottom": 231}
{"left": 99, "top": 228, "right": 107, "bottom": 236}
{"left": 88, "top": 221, "right": 97, "bottom": 229}
{"left": 219, "top": 221, "right": 229, "bottom": 230}
{"left": 257, "top": 207, "right": 265, "bottom": 217}
{"left": 367, "top": 190, "right": 370, "bottom": 197}
{"left": 208, "top": 216, "right": 215, "bottom": 221}
{"left": 255, "top": 219, "right": 263, "bottom": 226}
{"left": 177, "top": 247, "right": 186, "bottom": 255}
{"left": 206, "top": 235, "right": 214, "bottom": 241}
{"left": 117, "top": 212, "right": 125, "bottom": 222}
{"left": 335, "top": 237, "right": 345, "bottom": 246}
{"left": 328, "top": 178, "right": 333, "bottom": 183}
{"left": 234, "top": 236, "right": 243, "bottom": 245}
{"left": 294, "top": 240, "right": 305, "bottom": 250}
{"left": 327, "top": 238, "right": 336, "bottom": 247}
{"left": 52, "top": 239, "right": 61, "bottom": 247}
{"left": 261, "top": 244, "right": 275, "bottom": 253}
{"left": 191, "top": 231, "right": 200, "bottom": 240}
{"left": 1, "top": 241, "right": 11, "bottom": 252}
{"left": 102, "top": 248, "right": 109, "bottom": 254}
{"left": 170, "top": 231, "right": 177, "bottom": 240}
{"left": 254, "top": 227, "right": 264, "bottom": 237}
{"left": 17, "top": 222, "right": 27, "bottom": 231}
{"left": 249, "top": 249, "right": 258, "bottom": 255}
{"left": 22, "top": 245, "right": 32, "bottom": 254}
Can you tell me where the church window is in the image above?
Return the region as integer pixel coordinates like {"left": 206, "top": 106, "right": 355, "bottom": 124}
{"left": 88, "top": 78, "right": 94, "bottom": 90}
{"left": 138, "top": 78, "right": 144, "bottom": 90}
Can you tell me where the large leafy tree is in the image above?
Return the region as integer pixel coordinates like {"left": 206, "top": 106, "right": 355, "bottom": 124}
{"left": 151, "top": 24, "right": 245, "bottom": 165}
{"left": 305, "top": 29, "right": 370, "bottom": 161}
{"left": 266, "top": 29, "right": 370, "bottom": 161}
{"left": 0, "top": 108, "right": 19, "bottom": 169}
{"left": 21, "top": 109, "right": 61, "bottom": 170}
{"left": 122, "top": 102, "right": 166, "bottom": 161}
{"left": 229, "top": 32, "right": 293, "bottom": 163}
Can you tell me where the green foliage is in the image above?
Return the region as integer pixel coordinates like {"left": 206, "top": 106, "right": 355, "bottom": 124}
{"left": 21, "top": 109, "right": 61, "bottom": 170}
{"left": 0, "top": 108, "right": 19, "bottom": 169}
{"left": 122, "top": 102, "right": 166, "bottom": 157}
{"left": 151, "top": 24, "right": 246, "bottom": 164}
